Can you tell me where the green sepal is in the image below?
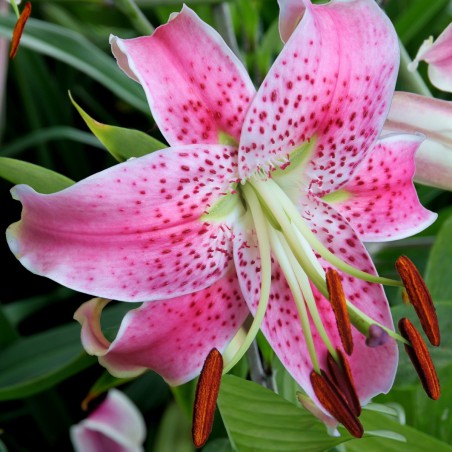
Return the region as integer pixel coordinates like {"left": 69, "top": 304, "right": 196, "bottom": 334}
{"left": 69, "top": 92, "right": 166, "bottom": 162}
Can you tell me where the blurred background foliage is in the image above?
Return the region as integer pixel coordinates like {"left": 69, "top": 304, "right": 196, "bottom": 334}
{"left": 0, "top": 0, "right": 451, "bottom": 450}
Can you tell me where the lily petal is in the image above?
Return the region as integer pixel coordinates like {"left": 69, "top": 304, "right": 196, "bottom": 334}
{"left": 408, "top": 23, "right": 452, "bottom": 92}
{"left": 299, "top": 196, "right": 398, "bottom": 404}
{"left": 238, "top": 0, "right": 399, "bottom": 189}
{"left": 111, "top": 5, "right": 255, "bottom": 147}
{"left": 233, "top": 199, "right": 397, "bottom": 414}
{"left": 74, "top": 272, "right": 248, "bottom": 385}
{"left": 324, "top": 134, "right": 437, "bottom": 242}
{"left": 7, "top": 145, "right": 240, "bottom": 302}
{"left": 70, "top": 389, "right": 146, "bottom": 452}
{"left": 277, "top": 0, "right": 307, "bottom": 43}
{"left": 385, "top": 91, "right": 452, "bottom": 191}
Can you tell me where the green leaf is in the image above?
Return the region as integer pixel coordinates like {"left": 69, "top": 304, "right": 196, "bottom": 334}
{"left": 392, "top": 301, "right": 452, "bottom": 387}
{"left": 1, "top": 126, "right": 103, "bottom": 157}
{"left": 425, "top": 212, "right": 452, "bottom": 300}
{"left": 394, "top": 0, "right": 450, "bottom": 44}
{"left": 152, "top": 402, "right": 194, "bottom": 452}
{"left": 0, "top": 322, "right": 94, "bottom": 400}
{"left": 218, "top": 375, "right": 347, "bottom": 451}
{"left": 0, "top": 303, "right": 132, "bottom": 400}
{"left": 203, "top": 438, "right": 233, "bottom": 452}
{"left": 0, "top": 157, "right": 74, "bottom": 193}
{"left": 0, "top": 15, "right": 148, "bottom": 113}
{"left": 218, "top": 375, "right": 452, "bottom": 451}
{"left": 345, "top": 408, "right": 452, "bottom": 451}
{"left": 70, "top": 93, "right": 166, "bottom": 162}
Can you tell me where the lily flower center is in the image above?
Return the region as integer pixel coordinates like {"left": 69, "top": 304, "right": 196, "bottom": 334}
{"left": 240, "top": 174, "right": 406, "bottom": 371}
{"left": 203, "top": 143, "right": 407, "bottom": 377}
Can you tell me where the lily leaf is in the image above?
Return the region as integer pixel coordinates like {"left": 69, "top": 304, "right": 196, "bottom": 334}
{"left": 0, "top": 157, "right": 74, "bottom": 193}
{"left": 0, "top": 322, "right": 94, "bottom": 401}
{"left": 425, "top": 212, "right": 452, "bottom": 300}
{"left": 218, "top": 375, "right": 346, "bottom": 451}
{"left": 218, "top": 375, "right": 452, "bottom": 451}
{"left": 70, "top": 93, "right": 166, "bottom": 162}
{"left": 346, "top": 408, "right": 452, "bottom": 451}
{"left": 0, "top": 14, "right": 148, "bottom": 112}
{"left": 392, "top": 301, "right": 452, "bottom": 387}
{"left": 0, "top": 303, "right": 132, "bottom": 400}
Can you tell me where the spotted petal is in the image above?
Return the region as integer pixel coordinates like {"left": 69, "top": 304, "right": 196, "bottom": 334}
{"left": 324, "top": 134, "right": 437, "bottom": 242}
{"left": 298, "top": 196, "right": 398, "bottom": 404}
{"left": 7, "top": 145, "right": 241, "bottom": 302}
{"left": 232, "top": 202, "right": 397, "bottom": 416}
{"left": 111, "top": 5, "right": 255, "bottom": 147}
{"left": 238, "top": 0, "right": 399, "bottom": 193}
{"left": 74, "top": 272, "right": 248, "bottom": 385}
{"left": 385, "top": 92, "right": 452, "bottom": 191}
{"left": 70, "top": 389, "right": 146, "bottom": 452}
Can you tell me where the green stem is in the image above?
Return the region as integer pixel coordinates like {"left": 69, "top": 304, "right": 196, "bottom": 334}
{"left": 114, "top": 0, "right": 154, "bottom": 35}
{"left": 9, "top": 0, "right": 20, "bottom": 18}
{"left": 259, "top": 178, "right": 403, "bottom": 288}
{"left": 398, "top": 41, "right": 432, "bottom": 97}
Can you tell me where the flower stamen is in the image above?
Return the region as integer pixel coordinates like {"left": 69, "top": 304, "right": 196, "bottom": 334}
{"left": 255, "top": 178, "right": 403, "bottom": 287}
{"left": 310, "top": 370, "right": 363, "bottom": 438}
{"left": 275, "top": 227, "right": 341, "bottom": 361}
{"left": 9, "top": 1, "right": 32, "bottom": 59}
{"left": 398, "top": 318, "right": 440, "bottom": 400}
{"left": 396, "top": 256, "right": 440, "bottom": 346}
{"left": 269, "top": 226, "right": 321, "bottom": 372}
{"left": 327, "top": 350, "right": 361, "bottom": 417}
{"left": 223, "top": 184, "right": 272, "bottom": 374}
{"left": 192, "top": 348, "right": 223, "bottom": 448}
{"left": 326, "top": 269, "right": 353, "bottom": 355}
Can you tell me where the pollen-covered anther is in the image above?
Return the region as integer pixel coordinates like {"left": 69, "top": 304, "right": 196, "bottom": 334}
{"left": 192, "top": 348, "right": 223, "bottom": 448}
{"left": 9, "top": 1, "right": 32, "bottom": 59}
{"left": 398, "top": 318, "right": 440, "bottom": 400}
{"left": 326, "top": 268, "right": 353, "bottom": 355}
{"left": 310, "top": 370, "right": 363, "bottom": 438}
{"left": 327, "top": 350, "right": 361, "bottom": 417}
{"left": 395, "top": 255, "right": 440, "bottom": 346}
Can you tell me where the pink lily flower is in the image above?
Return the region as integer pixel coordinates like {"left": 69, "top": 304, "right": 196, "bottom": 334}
{"left": 408, "top": 23, "right": 452, "bottom": 92}
{"left": 385, "top": 91, "right": 452, "bottom": 191}
{"left": 6, "top": 0, "right": 436, "bottom": 432}
{"left": 70, "top": 389, "right": 146, "bottom": 452}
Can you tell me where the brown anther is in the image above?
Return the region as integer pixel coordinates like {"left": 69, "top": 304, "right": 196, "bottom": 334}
{"left": 310, "top": 370, "right": 363, "bottom": 438}
{"left": 9, "top": 2, "right": 32, "bottom": 59}
{"left": 326, "top": 268, "right": 353, "bottom": 355}
{"left": 398, "top": 318, "right": 440, "bottom": 400}
{"left": 396, "top": 255, "right": 440, "bottom": 346}
{"left": 327, "top": 350, "right": 361, "bottom": 417}
{"left": 192, "top": 348, "right": 223, "bottom": 448}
